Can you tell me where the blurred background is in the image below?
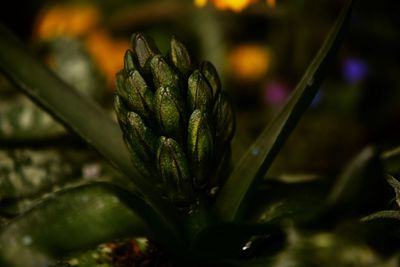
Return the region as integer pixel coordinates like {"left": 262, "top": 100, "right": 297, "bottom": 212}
{"left": 1, "top": 0, "right": 400, "bottom": 178}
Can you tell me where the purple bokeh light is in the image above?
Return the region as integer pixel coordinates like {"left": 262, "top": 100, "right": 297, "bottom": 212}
{"left": 264, "top": 80, "right": 289, "bottom": 106}
{"left": 342, "top": 57, "right": 369, "bottom": 84}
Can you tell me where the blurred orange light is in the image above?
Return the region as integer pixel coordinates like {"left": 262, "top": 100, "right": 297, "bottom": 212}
{"left": 213, "top": 0, "right": 258, "bottom": 12}
{"left": 34, "top": 5, "right": 100, "bottom": 40}
{"left": 229, "top": 44, "right": 271, "bottom": 81}
{"left": 194, "top": 0, "right": 275, "bottom": 11}
{"left": 267, "top": 0, "right": 276, "bottom": 8}
{"left": 195, "top": 0, "right": 208, "bottom": 8}
{"left": 85, "top": 30, "right": 130, "bottom": 89}
{"left": 34, "top": 4, "right": 130, "bottom": 90}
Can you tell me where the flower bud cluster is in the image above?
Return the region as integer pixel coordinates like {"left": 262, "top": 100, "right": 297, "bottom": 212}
{"left": 115, "top": 33, "right": 235, "bottom": 209}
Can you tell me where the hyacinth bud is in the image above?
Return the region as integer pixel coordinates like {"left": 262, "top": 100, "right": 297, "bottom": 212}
{"left": 150, "top": 55, "right": 180, "bottom": 90}
{"left": 154, "top": 86, "right": 186, "bottom": 142}
{"left": 125, "top": 112, "right": 157, "bottom": 164}
{"left": 157, "top": 136, "right": 194, "bottom": 207}
{"left": 122, "top": 71, "right": 154, "bottom": 122}
{"left": 188, "top": 110, "right": 214, "bottom": 187}
{"left": 170, "top": 36, "right": 194, "bottom": 78}
{"left": 187, "top": 70, "right": 213, "bottom": 113}
{"left": 201, "top": 61, "right": 221, "bottom": 100}
{"left": 114, "top": 94, "right": 129, "bottom": 127}
{"left": 213, "top": 91, "right": 235, "bottom": 146}
{"left": 115, "top": 33, "right": 236, "bottom": 210}
{"left": 124, "top": 50, "right": 138, "bottom": 73}
{"left": 133, "top": 33, "right": 160, "bottom": 70}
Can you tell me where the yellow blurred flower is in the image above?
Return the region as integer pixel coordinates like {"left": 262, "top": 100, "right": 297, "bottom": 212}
{"left": 194, "top": 0, "right": 275, "bottom": 12}
{"left": 34, "top": 4, "right": 130, "bottom": 90}
{"left": 229, "top": 44, "right": 271, "bottom": 81}
{"left": 85, "top": 30, "right": 130, "bottom": 89}
{"left": 33, "top": 4, "right": 100, "bottom": 40}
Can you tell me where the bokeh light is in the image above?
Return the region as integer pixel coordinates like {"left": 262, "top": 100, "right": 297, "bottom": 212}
{"left": 194, "top": 0, "right": 275, "bottom": 12}
{"left": 342, "top": 57, "right": 369, "bottom": 84}
{"left": 264, "top": 80, "right": 289, "bottom": 106}
{"left": 229, "top": 44, "right": 271, "bottom": 81}
{"left": 33, "top": 4, "right": 100, "bottom": 40}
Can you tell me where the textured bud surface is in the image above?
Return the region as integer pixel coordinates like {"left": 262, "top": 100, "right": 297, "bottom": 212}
{"left": 154, "top": 86, "right": 186, "bottom": 142}
{"left": 151, "top": 55, "right": 180, "bottom": 90}
{"left": 133, "top": 33, "right": 160, "bottom": 69}
{"left": 124, "top": 50, "right": 138, "bottom": 73}
{"left": 188, "top": 110, "right": 214, "bottom": 187}
{"left": 115, "top": 33, "right": 235, "bottom": 209}
{"left": 170, "top": 36, "right": 194, "bottom": 78}
{"left": 157, "top": 137, "right": 194, "bottom": 207}
{"left": 187, "top": 70, "right": 213, "bottom": 113}
{"left": 118, "top": 71, "right": 154, "bottom": 122}
{"left": 201, "top": 61, "right": 221, "bottom": 100}
{"left": 213, "top": 91, "right": 235, "bottom": 146}
{"left": 125, "top": 112, "right": 157, "bottom": 166}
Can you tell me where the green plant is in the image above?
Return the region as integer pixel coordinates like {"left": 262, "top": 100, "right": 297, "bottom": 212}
{"left": 0, "top": 0, "right": 354, "bottom": 266}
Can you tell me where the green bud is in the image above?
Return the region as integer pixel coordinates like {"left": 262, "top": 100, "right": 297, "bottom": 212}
{"left": 154, "top": 86, "right": 186, "bottom": 142}
{"left": 188, "top": 110, "right": 214, "bottom": 187}
{"left": 124, "top": 112, "right": 157, "bottom": 179}
{"left": 187, "top": 70, "right": 213, "bottom": 112}
{"left": 124, "top": 136, "right": 153, "bottom": 180}
{"left": 170, "top": 36, "right": 194, "bottom": 77}
{"left": 201, "top": 61, "right": 221, "bottom": 100}
{"left": 115, "top": 70, "right": 127, "bottom": 102}
{"left": 150, "top": 55, "right": 180, "bottom": 90}
{"left": 157, "top": 136, "right": 194, "bottom": 207}
{"left": 213, "top": 91, "right": 235, "bottom": 146}
{"left": 124, "top": 50, "right": 138, "bottom": 73}
{"left": 121, "top": 71, "right": 154, "bottom": 122}
{"left": 114, "top": 94, "right": 129, "bottom": 127}
{"left": 133, "top": 33, "right": 160, "bottom": 70}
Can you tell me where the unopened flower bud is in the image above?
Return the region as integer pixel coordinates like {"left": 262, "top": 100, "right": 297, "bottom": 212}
{"left": 133, "top": 33, "right": 160, "bottom": 70}
{"left": 188, "top": 110, "right": 214, "bottom": 187}
{"left": 187, "top": 70, "right": 213, "bottom": 112}
{"left": 157, "top": 136, "right": 194, "bottom": 207}
{"left": 114, "top": 94, "right": 129, "bottom": 127}
{"left": 154, "top": 86, "right": 186, "bottom": 142}
{"left": 125, "top": 112, "right": 157, "bottom": 165}
{"left": 213, "top": 91, "right": 235, "bottom": 146}
{"left": 150, "top": 55, "right": 180, "bottom": 90}
{"left": 124, "top": 50, "right": 138, "bottom": 74}
{"left": 170, "top": 36, "right": 194, "bottom": 78}
{"left": 201, "top": 61, "right": 221, "bottom": 100}
{"left": 122, "top": 71, "right": 154, "bottom": 122}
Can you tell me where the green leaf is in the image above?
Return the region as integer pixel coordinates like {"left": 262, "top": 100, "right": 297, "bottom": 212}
{"left": 246, "top": 179, "right": 328, "bottom": 225}
{"left": 327, "top": 146, "right": 382, "bottom": 209}
{"left": 0, "top": 183, "right": 147, "bottom": 267}
{"left": 361, "top": 210, "right": 400, "bottom": 222}
{"left": 214, "top": 0, "right": 354, "bottom": 221}
{"left": 0, "top": 24, "right": 134, "bottom": 184}
{"left": 380, "top": 146, "right": 400, "bottom": 174}
{"left": 0, "top": 24, "right": 183, "bottom": 249}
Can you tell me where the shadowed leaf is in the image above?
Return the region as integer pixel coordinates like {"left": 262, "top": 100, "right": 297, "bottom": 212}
{"left": 0, "top": 183, "right": 147, "bottom": 267}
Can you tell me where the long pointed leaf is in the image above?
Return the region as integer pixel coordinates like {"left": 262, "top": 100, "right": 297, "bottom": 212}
{"left": 214, "top": 0, "right": 354, "bottom": 221}
{"left": 0, "top": 25, "right": 183, "bottom": 247}
{"left": 0, "top": 183, "right": 148, "bottom": 267}
{"left": 0, "top": 24, "right": 134, "bottom": 185}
